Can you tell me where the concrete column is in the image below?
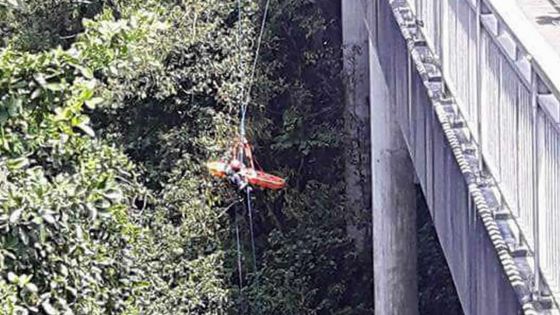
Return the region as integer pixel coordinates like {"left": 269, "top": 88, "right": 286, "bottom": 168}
{"left": 342, "top": 0, "right": 418, "bottom": 314}
{"left": 369, "top": 19, "right": 418, "bottom": 315}
{"left": 341, "top": 0, "right": 372, "bottom": 252}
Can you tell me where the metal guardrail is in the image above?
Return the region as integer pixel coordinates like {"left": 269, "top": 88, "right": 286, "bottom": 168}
{"left": 412, "top": 0, "right": 560, "bottom": 303}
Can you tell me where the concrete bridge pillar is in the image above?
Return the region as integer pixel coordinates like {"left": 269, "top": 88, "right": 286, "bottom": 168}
{"left": 342, "top": 1, "right": 418, "bottom": 314}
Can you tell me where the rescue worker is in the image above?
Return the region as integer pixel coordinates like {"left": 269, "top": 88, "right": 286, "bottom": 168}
{"left": 225, "top": 159, "right": 250, "bottom": 191}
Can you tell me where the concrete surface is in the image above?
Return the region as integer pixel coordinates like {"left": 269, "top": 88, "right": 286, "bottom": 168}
{"left": 517, "top": 0, "right": 560, "bottom": 55}
{"left": 342, "top": 0, "right": 419, "bottom": 314}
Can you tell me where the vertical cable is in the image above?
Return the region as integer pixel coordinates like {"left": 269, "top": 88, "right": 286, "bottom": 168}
{"left": 235, "top": 211, "right": 244, "bottom": 306}
{"left": 241, "top": 0, "right": 272, "bottom": 137}
{"left": 237, "top": 0, "right": 245, "bottom": 136}
{"left": 246, "top": 189, "right": 260, "bottom": 313}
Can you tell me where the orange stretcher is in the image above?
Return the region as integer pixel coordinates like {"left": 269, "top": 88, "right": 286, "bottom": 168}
{"left": 207, "top": 138, "right": 286, "bottom": 190}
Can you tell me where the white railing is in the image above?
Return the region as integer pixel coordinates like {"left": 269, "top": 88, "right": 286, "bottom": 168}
{"left": 413, "top": 0, "right": 560, "bottom": 301}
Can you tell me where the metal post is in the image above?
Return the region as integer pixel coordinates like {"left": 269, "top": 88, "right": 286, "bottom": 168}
{"left": 417, "top": 0, "right": 424, "bottom": 26}
{"left": 440, "top": 0, "right": 447, "bottom": 76}
{"left": 515, "top": 48, "right": 524, "bottom": 223}
{"left": 475, "top": 0, "right": 482, "bottom": 169}
{"left": 408, "top": 55, "right": 413, "bottom": 146}
{"left": 530, "top": 66, "right": 541, "bottom": 298}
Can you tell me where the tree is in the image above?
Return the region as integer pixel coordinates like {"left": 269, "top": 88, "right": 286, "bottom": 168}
{"left": 0, "top": 0, "right": 376, "bottom": 314}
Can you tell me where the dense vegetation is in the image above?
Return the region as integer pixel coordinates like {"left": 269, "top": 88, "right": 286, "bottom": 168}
{"left": 0, "top": 0, "right": 374, "bottom": 314}
{"left": 417, "top": 189, "right": 463, "bottom": 314}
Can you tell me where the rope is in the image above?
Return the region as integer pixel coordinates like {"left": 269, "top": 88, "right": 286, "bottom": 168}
{"left": 246, "top": 190, "right": 258, "bottom": 274}
{"left": 237, "top": 0, "right": 243, "bottom": 82}
{"left": 233, "top": 1, "right": 270, "bottom": 312}
{"left": 246, "top": 189, "right": 260, "bottom": 313}
{"left": 234, "top": 211, "right": 244, "bottom": 305}
{"left": 240, "top": 0, "right": 272, "bottom": 137}
{"left": 236, "top": 0, "right": 245, "bottom": 139}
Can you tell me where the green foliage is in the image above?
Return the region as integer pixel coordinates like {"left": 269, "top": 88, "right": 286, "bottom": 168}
{"left": 0, "top": 1, "right": 243, "bottom": 313}
{"left": 0, "top": 0, "right": 376, "bottom": 314}
{"left": 0, "top": 0, "right": 106, "bottom": 51}
{"left": 241, "top": 0, "right": 374, "bottom": 312}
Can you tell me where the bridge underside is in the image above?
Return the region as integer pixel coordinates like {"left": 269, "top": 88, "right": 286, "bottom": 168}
{"left": 367, "top": 0, "right": 550, "bottom": 313}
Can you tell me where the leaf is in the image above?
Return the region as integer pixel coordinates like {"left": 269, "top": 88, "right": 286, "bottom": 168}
{"left": 7, "top": 272, "right": 17, "bottom": 283}
{"left": 46, "top": 83, "right": 64, "bottom": 92}
{"left": 18, "top": 228, "right": 29, "bottom": 245}
{"left": 0, "top": 109, "right": 8, "bottom": 125}
{"left": 41, "top": 300, "right": 58, "bottom": 315}
{"left": 39, "top": 225, "right": 47, "bottom": 243}
{"left": 5, "top": 0, "right": 21, "bottom": 8}
{"left": 95, "top": 198, "right": 111, "bottom": 209}
{"left": 103, "top": 189, "right": 122, "bottom": 202}
{"left": 87, "top": 206, "right": 97, "bottom": 221}
{"left": 25, "top": 282, "right": 38, "bottom": 293}
{"left": 78, "top": 66, "right": 94, "bottom": 79}
{"left": 7, "top": 157, "right": 29, "bottom": 170}
{"left": 77, "top": 123, "right": 95, "bottom": 137}
{"left": 58, "top": 264, "right": 68, "bottom": 277}
{"left": 18, "top": 274, "right": 32, "bottom": 286}
{"left": 7, "top": 98, "right": 22, "bottom": 116}
{"left": 33, "top": 73, "right": 47, "bottom": 88}
{"left": 42, "top": 213, "right": 56, "bottom": 225}
{"left": 84, "top": 97, "right": 103, "bottom": 109}
{"left": 30, "top": 89, "right": 42, "bottom": 100}
{"left": 9, "top": 208, "right": 23, "bottom": 224}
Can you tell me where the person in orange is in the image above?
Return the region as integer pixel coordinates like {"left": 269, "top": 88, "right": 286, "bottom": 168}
{"left": 225, "top": 159, "right": 251, "bottom": 191}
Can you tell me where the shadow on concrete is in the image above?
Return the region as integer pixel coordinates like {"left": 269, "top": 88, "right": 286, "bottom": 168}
{"left": 535, "top": 15, "right": 560, "bottom": 26}
{"left": 545, "top": 0, "right": 560, "bottom": 11}
{"left": 535, "top": 0, "right": 560, "bottom": 25}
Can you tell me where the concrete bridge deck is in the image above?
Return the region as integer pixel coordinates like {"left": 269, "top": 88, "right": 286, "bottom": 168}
{"left": 517, "top": 0, "right": 560, "bottom": 55}
{"left": 343, "top": 0, "right": 560, "bottom": 313}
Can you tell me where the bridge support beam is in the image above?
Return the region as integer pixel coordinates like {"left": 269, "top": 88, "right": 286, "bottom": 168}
{"left": 369, "top": 38, "right": 418, "bottom": 315}
{"left": 341, "top": 0, "right": 372, "bottom": 252}
{"left": 342, "top": 1, "right": 418, "bottom": 314}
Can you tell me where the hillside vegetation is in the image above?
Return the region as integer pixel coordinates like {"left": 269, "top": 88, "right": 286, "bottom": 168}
{"left": 0, "top": 0, "right": 373, "bottom": 314}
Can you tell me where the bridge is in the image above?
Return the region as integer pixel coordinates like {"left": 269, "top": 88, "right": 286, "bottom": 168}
{"left": 342, "top": 0, "right": 560, "bottom": 314}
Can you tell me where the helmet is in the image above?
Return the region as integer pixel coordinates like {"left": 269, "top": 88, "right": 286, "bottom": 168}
{"left": 229, "top": 159, "right": 242, "bottom": 172}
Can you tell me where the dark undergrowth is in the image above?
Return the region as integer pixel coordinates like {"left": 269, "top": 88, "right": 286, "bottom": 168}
{"left": 417, "top": 186, "right": 464, "bottom": 315}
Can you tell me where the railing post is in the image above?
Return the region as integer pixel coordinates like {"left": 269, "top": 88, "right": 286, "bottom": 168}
{"left": 475, "top": 0, "right": 482, "bottom": 172}
{"left": 440, "top": 0, "right": 447, "bottom": 76}
{"left": 531, "top": 66, "right": 541, "bottom": 298}
{"left": 408, "top": 55, "right": 413, "bottom": 145}
{"left": 416, "top": 0, "right": 424, "bottom": 26}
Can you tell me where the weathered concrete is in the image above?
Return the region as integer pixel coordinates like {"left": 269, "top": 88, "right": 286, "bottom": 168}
{"left": 517, "top": 0, "right": 560, "bottom": 56}
{"left": 376, "top": 1, "right": 549, "bottom": 313}
{"left": 342, "top": 0, "right": 419, "bottom": 313}
{"left": 369, "top": 37, "right": 418, "bottom": 315}
{"left": 342, "top": 0, "right": 372, "bottom": 252}
{"left": 344, "top": 0, "right": 560, "bottom": 312}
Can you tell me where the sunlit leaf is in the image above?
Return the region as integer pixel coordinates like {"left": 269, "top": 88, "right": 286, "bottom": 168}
{"left": 41, "top": 300, "right": 58, "bottom": 315}
{"left": 7, "top": 157, "right": 29, "bottom": 170}
{"left": 84, "top": 97, "right": 103, "bottom": 109}
{"left": 9, "top": 208, "right": 23, "bottom": 224}
{"left": 77, "top": 123, "right": 95, "bottom": 137}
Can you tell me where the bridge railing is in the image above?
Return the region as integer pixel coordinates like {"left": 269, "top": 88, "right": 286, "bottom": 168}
{"left": 412, "top": 0, "right": 560, "bottom": 301}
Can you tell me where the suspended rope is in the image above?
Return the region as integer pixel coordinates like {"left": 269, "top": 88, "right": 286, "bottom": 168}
{"left": 246, "top": 189, "right": 260, "bottom": 313}
{"left": 230, "top": 1, "right": 273, "bottom": 312}
{"left": 236, "top": 0, "right": 244, "bottom": 89}
{"left": 234, "top": 211, "right": 243, "bottom": 299}
{"left": 246, "top": 189, "right": 258, "bottom": 277}
{"left": 234, "top": 0, "right": 248, "bottom": 291}
{"left": 240, "top": 0, "right": 272, "bottom": 137}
